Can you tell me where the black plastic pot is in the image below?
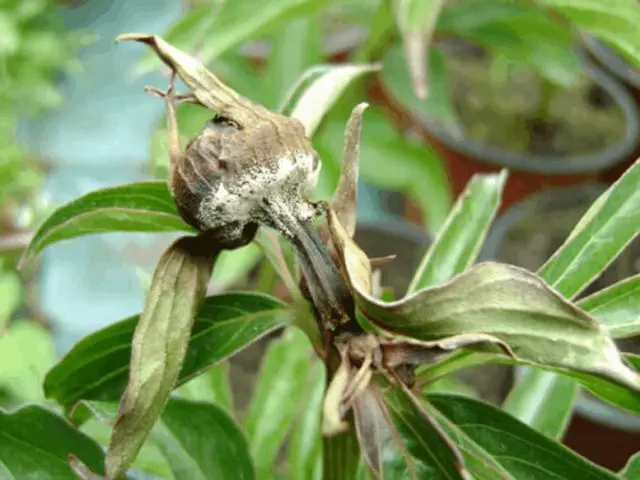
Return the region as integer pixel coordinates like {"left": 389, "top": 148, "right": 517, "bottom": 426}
{"left": 376, "top": 44, "right": 640, "bottom": 214}
{"left": 480, "top": 183, "right": 640, "bottom": 470}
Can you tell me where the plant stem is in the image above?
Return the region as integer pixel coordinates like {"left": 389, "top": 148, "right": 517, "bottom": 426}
{"left": 322, "top": 424, "right": 361, "bottom": 480}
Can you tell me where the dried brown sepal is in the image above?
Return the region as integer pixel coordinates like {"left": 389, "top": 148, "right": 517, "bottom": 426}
{"left": 352, "top": 386, "right": 389, "bottom": 478}
{"left": 322, "top": 345, "right": 353, "bottom": 436}
{"left": 331, "top": 102, "right": 369, "bottom": 238}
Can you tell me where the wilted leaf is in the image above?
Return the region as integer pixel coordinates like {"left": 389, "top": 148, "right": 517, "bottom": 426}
{"left": 0, "top": 405, "right": 105, "bottom": 478}
{"left": 155, "top": 398, "right": 254, "bottom": 480}
{"left": 425, "top": 394, "right": 618, "bottom": 479}
{"left": 346, "top": 261, "right": 640, "bottom": 392}
{"left": 244, "top": 327, "right": 313, "bottom": 476}
{"left": 290, "top": 64, "right": 380, "bottom": 137}
{"left": 105, "top": 235, "right": 217, "bottom": 478}
{"left": 579, "top": 273, "right": 640, "bottom": 339}
{"left": 288, "top": 361, "right": 325, "bottom": 480}
{"left": 408, "top": 171, "right": 507, "bottom": 293}
{"left": 21, "top": 181, "right": 191, "bottom": 266}
{"left": 45, "top": 293, "right": 289, "bottom": 411}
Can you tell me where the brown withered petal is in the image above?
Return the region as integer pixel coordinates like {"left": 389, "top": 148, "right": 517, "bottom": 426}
{"left": 331, "top": 102, "right": 369, "bottom": 238}
{"left": 353, "top": 386, "right": 390, "bottom": 478}
{"left": 380, "top": 333, "right": 515, "bottom": 369}
{"left": 327, "top": 209, "right": 373, "bottom": 296}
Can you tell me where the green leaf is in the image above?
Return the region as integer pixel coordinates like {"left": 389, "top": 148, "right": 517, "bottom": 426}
{"left": 21, "top": 181, "right": 192, "bottom": 266}
{"left": 105, "top": 235, "right": 218, "bottom": 478}
{"left": 45, "top": 292, "right": 289, "bottom": 411}
{"left": 502, "top": 370, "right": 579, "bottom": 440}
{"left": 380, "top": 45, "right": 461, "bottom": 133}
{"left": 288, "top": 361, "right": 325, "bottom": 480}
{"left": 176, "top": 362, "right": 235, "bottom": 418}
{"left": 349, "top": 262, "right": 640, "bottom": 392}
{"left": 0, "top": 405, "right": 105, "bottom": 478}
{"left": 315, "top": 109, "right": 452, "bottom": 232}
{"left": 425, "top": 394, "right": 618, "bottom": 479}
{"left": 290, "top": 63, "right": 380, "bottom": 137}
{"left": 408, "top": 171, "right": 507, "bottom": 293}
{"left": 199, "top": 0, "right": 326, "bottom": 65}
{"left": 621, "top": 451, "right": 640, "bottom": 479}
{"left": 0, "top": 321, "right": 56, "bottom": 405}
{"left": 539, "top": 0, "right": 640, "bottom": 68}
{"left": 579, "top": 273, "right": 640, "bottom": 339}
{"left": 155, "top": 397, "right": 254, "bottom": 480}
{"left": 263, "top": 16, "right": 322, "bottom": 110}
{"left": 0, "top": 272, "right": 21, "bottom": 330}
{"left": 437, "top": 0, "right": 526, "bottom": 33}
{"left": 384, "top": 387, "right": 470, "bottom": 479}
{"left": 392, "top": 0, "right": 446, "bottom": 98}
{"left": 244, "top": 327, "right": 313, "bottom": 476}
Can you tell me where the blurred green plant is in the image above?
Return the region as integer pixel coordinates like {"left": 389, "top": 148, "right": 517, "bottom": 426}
{"left": 5, "top": 26, "right": 640, "bottom": 480}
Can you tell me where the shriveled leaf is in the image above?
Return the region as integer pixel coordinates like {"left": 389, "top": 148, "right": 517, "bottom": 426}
{"left": 425, "top": 394, "right": 618, "bottom": 479}
{"left": 502, "top": 370, "right": 579, "bottom": 440}
{"left": 244, "top": 327, "right": 313, "bottom": 476}
{"left": 392, "top": 0, "right": 447, "bottom": 98}
{"left": 105, "top": 235, "right": 218, "bottom": 478}
{"left": 45, "top": 293, "right": 289, "bottom": 411}
{"left": 331, "top": 103, "right": 369, "bottom": 237}
{"left": 288, "top": 361, "right": 325, "bottom": 480}
{"left": 539, "top": 157, "right": 640, "bottom": 300}
{"left": 408, "top": 171, "right": 507, "bottom": 293}
{"left": 346, "top": 261, "right": 640, "bottom": 392}
{"left": 290, "top": 64, "right": 380, "bottom": 137}
{"left": 21, "top": 181, "right": 191, "bottom": 266}
{"left": 155, "top": 398, "right": 254, "bottom": 480}
{"left": 621, "top": 451, "right": 640, "bottom": 479}
{"left": 384, "top": 387, "right": 470, "bottom": 479}
{"left": 0, "top": 405, "right": 105, "bottom": 478}
{"left": 579, "top": 273, "right": 640, "bottom": 339}
{"left": 353, "top": 387, "right": 388, "bottom": 477}
{"left": 322, "top": 346, "right": 353, "bottom": 436}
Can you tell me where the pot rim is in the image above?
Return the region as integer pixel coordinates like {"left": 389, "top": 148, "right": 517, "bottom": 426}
{"left": 402, "top": 47, "right": 640, "bottom": 175}
{"left": 484, "top": 185, "right": 640, "bottom": 432}
{"left": 580, "top": 32, "right": 640, "bottom": 89}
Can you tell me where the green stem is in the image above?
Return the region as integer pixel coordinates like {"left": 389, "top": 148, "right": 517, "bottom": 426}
{"left": 323, "top": 425, "right": 361, "bottom": 480}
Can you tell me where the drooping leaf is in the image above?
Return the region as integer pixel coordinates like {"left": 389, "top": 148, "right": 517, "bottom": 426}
{"left": 244, "top": 327, "right": 313, "bottom": 477}
{"left": 45, "top": 292, "right": 289, "bottom": 411}
{"left": 384, "top": 387, "right": 470, "bottom": 479}
{"left": 392, "top": 0, "right": 447, "bottom": 98}
{"left": 288, "top": 361, "right": 325, "bottom": 480}
{"left": 345, "top": 261, "right": 640, "bottom": 392}
{"left": 155, "top": 398, "right": 254, "bottom": 480}
{"left": 290, "top": 64, "right": 380, "bottom": 137}
{"left": 426, "top": 394, "right": 618, "bottom": 479}
{"left": 579, "top": 273, "right": 640, "bottom": 339}
{"left": 502, "top": 370, "right": 579, "bottom": 440}
{"left": 105, "top": 235, "right": 218, "bottom": 478}
{"left": 0, "top": 405, "right": 105, "bottom": 478}
{"left": 407, "top": 171, "right": 507, "bottom": 293}
{"left": 21, "top": 181, "right": 191, "bottom": 266}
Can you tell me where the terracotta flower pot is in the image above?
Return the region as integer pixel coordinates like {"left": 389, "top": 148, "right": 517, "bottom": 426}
{"left": 374, "top": 44, "right": 640, "bottom": 216}
{"left": 480, "top": 184, "right": 640, "bottom": 471}
{"left": 581, "top": 33, "right": 640, "bottom": 185}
